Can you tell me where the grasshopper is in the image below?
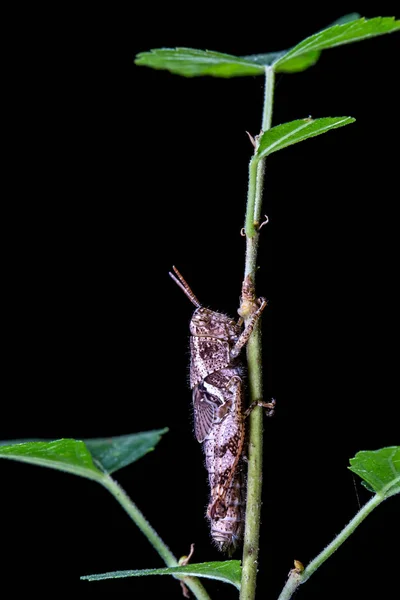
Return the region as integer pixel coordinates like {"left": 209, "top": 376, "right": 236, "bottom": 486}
{"left": 170, "top": 267, "right": 274, "bottom": 552}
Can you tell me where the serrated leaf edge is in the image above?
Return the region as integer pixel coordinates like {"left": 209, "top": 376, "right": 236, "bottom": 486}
{"left": 273, "top": 17, "right": 400, "bottom": 69}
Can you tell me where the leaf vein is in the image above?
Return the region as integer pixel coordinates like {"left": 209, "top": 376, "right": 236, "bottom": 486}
{"left": 259, "top": 121, "right": 312, "bottom": 156}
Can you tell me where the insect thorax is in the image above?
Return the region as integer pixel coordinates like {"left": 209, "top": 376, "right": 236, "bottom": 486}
{"left": 189, "top": 307, "right": 242, "bottom": 389}
{"left": 189, "top": 307, "right": 241, "bottom": 340}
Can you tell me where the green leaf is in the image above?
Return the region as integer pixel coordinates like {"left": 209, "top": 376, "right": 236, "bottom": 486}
{"left": 274, "top": 17, "right": 400, "bottom": 72}
{"left": 348, "top": 446, "right": 400, "bottom": 499}
{"left": 255, "top": 116, "right": 355, "bottom": 160}
{"left": 243, "top": 50, "right": 321, "bottom": 73}
{"left": 135, "top": 16, "right": 399, "bottom": 79}
{"left": 0, "top": 439, "right": 103, "bottom": 482}
{"left": 271, "top": 51, "right": 322, "bottom": 73}
{"left": 360, "top": 480, "right": 375, "bottom": 493}
{"left": 0, "top": 429, "right": 169, "bottom": 478}
{"left": 331, "top": 13, "right": 362, "bottom": 26}
{"left": 135, "top": 48, "right": 264, "bottom": 78}
{"left": 85, "top": 428, "right": 168, "bottom": 474}
{"left": 81, "top": 560, "right": 242, "bottom": 589}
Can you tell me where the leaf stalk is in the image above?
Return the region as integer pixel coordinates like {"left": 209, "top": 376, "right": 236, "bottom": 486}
{"left": 101, "top": 474, "right": 212, "bottom": 600}
{"left": 277, "top": 493, "right": 385, "bottom": 600}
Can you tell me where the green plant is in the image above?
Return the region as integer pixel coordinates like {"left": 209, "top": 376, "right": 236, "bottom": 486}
{"left": 1, "top": 14, "right": 399, "bottom": 600}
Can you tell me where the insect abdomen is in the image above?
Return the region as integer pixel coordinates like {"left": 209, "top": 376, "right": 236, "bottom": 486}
{"left": 200, "top": 369, "right": 245, "bottom": 551}
{"left": 209, "top": 465, "right": 245, "bottom": 553}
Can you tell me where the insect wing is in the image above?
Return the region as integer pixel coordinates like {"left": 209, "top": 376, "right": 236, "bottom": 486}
{"left": 192, "top": 385, "right": 219, "bottom": 442}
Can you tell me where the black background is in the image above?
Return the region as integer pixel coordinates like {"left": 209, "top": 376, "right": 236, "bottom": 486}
{"left": 2, "top": 5, "right": 399, "bottom": 598}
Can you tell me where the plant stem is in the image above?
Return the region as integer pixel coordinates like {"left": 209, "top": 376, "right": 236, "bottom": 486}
{"left": 240, "top": 66, "right": 275, "bottom": 600}
{"left": 276, "top": 570, "right": 303, "bottom": 600}
{"left": 303, "top": 493, "right": 384, "bottom": 582}
{"left": 252, "top": 66, "right": 274, "bottom": 234}
{"left": 277, "top": 493, "right": 384, "bottom": 600}
{"left": 101, "top": 474, "right": 212, "bottom": 600}
{"left": 244, "top": 67, "right": 275, "bottom": 242}
{"left": 262, "top": 67, "right": 275, "bottom": 132}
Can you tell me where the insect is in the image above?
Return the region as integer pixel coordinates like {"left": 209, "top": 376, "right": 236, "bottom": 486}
{"left": 169, "top": 266, "right": 274, "bottom": 553}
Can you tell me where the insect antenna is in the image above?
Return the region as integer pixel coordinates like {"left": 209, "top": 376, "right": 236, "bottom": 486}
{"left": 169, "top": 266, "right": 201, "bottom": 308}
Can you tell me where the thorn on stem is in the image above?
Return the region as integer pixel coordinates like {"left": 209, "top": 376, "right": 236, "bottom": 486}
{"left": 179, "top": 544, "right": 195, "bottom": 598}
{"left": 258, "top": 214, "right": 269, "bottom": 230}
{"left": 180, "top": 581, "right": 191, "bottom": 598}
{"left": 179, "top": 543, "right": 195, "bottom": 566}
{"left": 245, "top": 131, "right": 257, "bottom": 148}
